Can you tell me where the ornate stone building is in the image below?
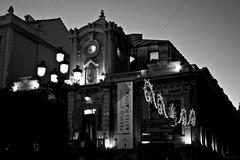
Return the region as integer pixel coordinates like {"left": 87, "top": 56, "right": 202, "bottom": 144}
{"left": 0, "top": 8, "right": 239, "bottom": 160}
{"left": 67, "top": 11, "right": 240, "bottom": 160}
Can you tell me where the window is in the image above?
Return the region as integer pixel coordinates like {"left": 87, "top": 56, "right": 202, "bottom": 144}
{"left": 129, "top": 56, "right": 135, "bottom": 63}
{"left": 96, "top": 131, "right": 104, "bottom": 148}
{"left": 84, "top": 108, "right": 96, "bottom": 115}
{"left": 150, "top": 51, "right": 159, "bottom": 61}
{"left": 117, "top": 47, "right": 121, "bottom": 58}
{"left": 200, "top": 127, "right": 203, "bottom": 145}
{"left": 141, "top": 132, "right": 151, "bottom": 144}
{"left": 159, "top": 46, "right": 169, "bottom": 58}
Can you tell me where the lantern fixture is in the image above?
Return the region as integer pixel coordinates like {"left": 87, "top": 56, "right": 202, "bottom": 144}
{"left": 50, "top": 68, "right": 58, "bottom": 83}
{"left": 37, "top": 47, "right": 82, "bottom": 86}
{"left": 37, "top": 61, "right": 47, "bottom": 77}
{"left": 59, "top": 59, "right": 69, "bottom": 74}
{"left": 72, "top": 65, "right": 82, "bottom": 81}
{"left": 56, "top": 47, "right": 65, "bottom": 63}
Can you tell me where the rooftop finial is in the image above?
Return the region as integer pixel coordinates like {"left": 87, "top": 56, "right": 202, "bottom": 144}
{"left": 8, "top": 6, "right": 14, "bottom": 14}
{"left": 99, "top": 10, "right": 105, "bottom": 19}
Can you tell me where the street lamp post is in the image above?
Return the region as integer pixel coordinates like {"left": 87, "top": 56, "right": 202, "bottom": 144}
{"left": 36, "top": 47, "right": 82, "bottom": 158}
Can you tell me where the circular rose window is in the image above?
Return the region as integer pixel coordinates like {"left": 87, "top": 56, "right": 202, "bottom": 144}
{"left": 83, "top": 40, "right": 100, "bottom": 58}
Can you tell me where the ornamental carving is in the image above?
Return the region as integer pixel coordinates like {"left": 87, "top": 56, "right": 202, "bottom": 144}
{"left": 84, "top": 60, "right": 99, "bottom": 84}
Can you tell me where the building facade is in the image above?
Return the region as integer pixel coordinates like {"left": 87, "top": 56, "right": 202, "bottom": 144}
{"left": 0, "top": 6, "right": 71, "bottom": 89}
{"left": 0, "top": 8, "right": 239, "bottom": 160}
{"left": 67, "top": 11, "right": 240, "bottom": 160}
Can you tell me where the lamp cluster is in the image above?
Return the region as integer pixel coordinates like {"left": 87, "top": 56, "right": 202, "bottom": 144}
{"left": 37, "top": 47, "right": 82, "bottom": 83}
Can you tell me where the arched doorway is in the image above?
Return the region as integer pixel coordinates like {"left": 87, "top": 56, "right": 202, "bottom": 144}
{"left": 82, "top": 108, "right": 96, "bottom": 148}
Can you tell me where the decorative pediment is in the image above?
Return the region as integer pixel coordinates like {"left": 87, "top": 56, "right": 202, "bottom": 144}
{"left": 83, "top": 60, "right": 99, "bottom": 69}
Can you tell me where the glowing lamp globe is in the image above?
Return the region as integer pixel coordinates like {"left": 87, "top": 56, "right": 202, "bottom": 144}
{"left": 60, "top": 60, "right": 69, "bottom": 74}
{"left": 56, "top": 47, "right": 65, "bottom": 62}
{"left": 50, "top": 68, "right": 58, "bottom": 83}
{"left": 37, "top": 61, "right": 47, "bottom": 77}
{"left": 73, "top": 65, "right": 82, "bottom": 81}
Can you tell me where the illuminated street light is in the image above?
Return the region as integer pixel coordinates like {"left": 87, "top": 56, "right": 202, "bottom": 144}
{"left": 72, "top": 65, "right": 82, "bottom": 81}
{"left": 174, "top": 63, "right": 182, "bottom": 72}
{"left": 59, "top": 59, "right": 69, "bottom": 74}
{"left": 50, "top": 68, "right": 58, "bottom": 83}
{"left": 36, "top": 47, "right": 72, "bottom": 154}
{"left": 56, "top": 47, "right": 65, "bottom": 62}
{"left": 37, "top": 61, "right": 47, "bottom": 77}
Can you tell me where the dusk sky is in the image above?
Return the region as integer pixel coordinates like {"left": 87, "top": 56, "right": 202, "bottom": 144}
{"left": 1, "top": 0, "right": 240, "bottom": 109}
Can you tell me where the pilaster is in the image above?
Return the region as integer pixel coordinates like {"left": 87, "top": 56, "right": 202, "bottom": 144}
{"left": 1, "top": 26, "right": 14, "bottom": 88}
{"left": 102, "top": 88, "right": 111, "bottom": 139}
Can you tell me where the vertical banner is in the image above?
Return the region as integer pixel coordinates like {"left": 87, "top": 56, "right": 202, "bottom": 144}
{"left": 117, "top": 81, "right": 133, "bottom": 149}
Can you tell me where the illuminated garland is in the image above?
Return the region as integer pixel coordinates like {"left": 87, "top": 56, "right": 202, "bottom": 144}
{"left": 143, "top": 79, "right": 196, "bottom": 127}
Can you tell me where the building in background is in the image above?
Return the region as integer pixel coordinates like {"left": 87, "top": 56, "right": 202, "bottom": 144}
{"left": 0, "top": 6, "right": 72, "bottom": 160}
{"left": 0, "top": 6, "right": 71, "bottom": 90}
{"left": 0, "top": 7, "right": 239, "bottom": 160}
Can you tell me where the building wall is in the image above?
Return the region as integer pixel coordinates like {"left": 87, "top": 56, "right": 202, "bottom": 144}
{"left": 5, "top": 29, "right": 60, "bottom": 86}
{"left": 139, "top": 76, "right": 196, "bottom": 145}
{"left": 129, "top": 39, "right": 190, "bottom": 72}
{"left": 0, "top": 9, "right": 71, "bottom": 88}
{"left": 0, "top": 26, "right": 14, "bottom": 87}
{"left": 69, "top": 66, "right": 240, "bottom": 159}
{"left": 32, "top": 19, "right": 71, "bottom": 52}
{"left": 195, "top": 68, "right": 240, "bottom": 156}
{"left": 7, "top": 31, "right": 37, "bottom": 85}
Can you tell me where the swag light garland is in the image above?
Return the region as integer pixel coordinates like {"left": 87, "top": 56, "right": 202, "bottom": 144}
{"left": 143, "top": 79, "right": 196, "bottom": 127}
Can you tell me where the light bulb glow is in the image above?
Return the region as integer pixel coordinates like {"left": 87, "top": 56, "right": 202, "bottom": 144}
{"left": 56, "top": 53, "right": 64, "bottom": 62}
{"left": 51, "top": 74, "right": 58, "bottom": 83}
{"left": 73, "top": 71, "right": 81, "bottom": 81}
{"left": 142, "top": 141, "right": 150, "bottom": 144}
{"left": 37, "top": 67, "right": 46, "bottom": 77}
{"left": 130, "top": 56, "right": 135, "bottom": 63}
{"left": 175, "top": 64, "right": 182, "bottom": 72}
{"left": 84, "top": 109, "right": 96, "bottom": 115}
{"left": 184, "top": 136, "right": 192, "bottom": 144}
{"left": 184, "top": 126, "right": 192, "bottom": 144}
{"left": 104, "top": 139, "right": 115, "bottom": 149}
{"left": 60, "top": 63, "right": 69, "bottom": 74}
{"left": 172, "top": 61, "right": 182, "bottom": 72}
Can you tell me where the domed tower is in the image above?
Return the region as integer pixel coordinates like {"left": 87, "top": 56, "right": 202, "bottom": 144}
{"left": 69, "top": 10, "right": 130, "bottom": 85}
